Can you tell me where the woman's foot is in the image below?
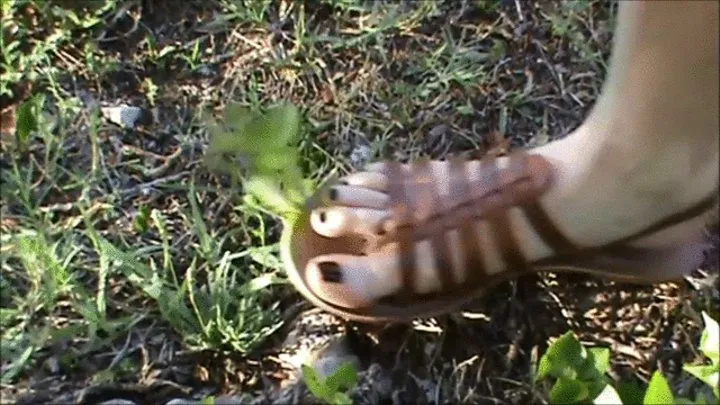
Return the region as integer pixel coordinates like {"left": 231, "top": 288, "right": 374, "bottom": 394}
{"left": 301, "top": 122, "right": 718, "bottom": 310}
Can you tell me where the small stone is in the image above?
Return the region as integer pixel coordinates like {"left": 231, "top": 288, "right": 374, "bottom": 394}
{"left": 349, "top": 145, "right": 373, "bottom": 169}
{"left": 99, "top": 400, "right": 137, "bottom": 405}
{"left": 101, "top": 105, "right": 144, "bottom": 129}
{"left": 165, "top": 399, "right": 195, "bottom": 405}
{"left": 44, "top": 355, "right": 60, "bottom": 374}
{"left": 309, "top": 336, "right": 361, "bottom": 380}
{"left": 166, "top": 395, "right": 247, "bottom": 405}
{"left": 212, "top": 396, "right": 247, "bottom": 405}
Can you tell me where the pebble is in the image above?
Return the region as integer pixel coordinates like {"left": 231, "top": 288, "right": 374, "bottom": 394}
{"left": 101, "top": 104, "right": 143, "bottom": 129}
{"left": 165, "top": 396, "right": 246, "bottom": 405}
{"left": 349, "top": 145, "right": 373, "bottom": 169}
{"left": 309, "top": 336, "right": 361, "bottom": 380}
{"left": 99, "top": 400, "right": 137, "bottom": 405}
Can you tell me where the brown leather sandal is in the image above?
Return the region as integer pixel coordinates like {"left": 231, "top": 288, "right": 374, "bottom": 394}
{"left": 280, "top": 150, "right": 718, "bottom": 323}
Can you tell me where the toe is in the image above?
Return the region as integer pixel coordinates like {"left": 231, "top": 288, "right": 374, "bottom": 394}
{"left": 305, "top": 253, "right": 403, "bottom": 308}
{"left": 324, "top": 184, "right": 389, "bottom": 209}
{"left": 342, "top": 171, "right": 389, "bottom": 192}
{"left": 311, "top": 206, "right": 388, "bottom": 237}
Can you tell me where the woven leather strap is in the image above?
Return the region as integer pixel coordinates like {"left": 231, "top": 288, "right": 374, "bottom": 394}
{"left": 376, "top": 151, "right": 578, "bottom": 299}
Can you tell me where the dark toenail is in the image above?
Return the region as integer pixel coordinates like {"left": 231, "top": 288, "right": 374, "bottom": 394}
{"left": 319, "top": 211, "right": 327, "bottom": 222}
{"left": 328, "top": 187, "right": 338, "bottom": 200}
{"left": 318, "top": 262, "right": 343, "bottom": 283}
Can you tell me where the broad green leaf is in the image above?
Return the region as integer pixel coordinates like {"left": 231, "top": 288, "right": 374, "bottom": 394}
{"left": 332, "top": 392, "right": 353, "bottom": 405}
{"left": 586, "top": 380, "right": 610, "bottom": 401}
{"left": 324, "top": 362, "right": 359, "bottom": 393}
{"left": 699, "top": 312, "right": 720, "bottom": 365}
{"left": 242, "top": 103, "right": 301, "bottom": 149}
{"left": 204, "top": 102, "right": 308, "bottom": 222}
{"left": 643, "top": 371, "right": 674, "bottom": 405}
{"left": 617, "top": 380, "right": 647, "bottom": 405}
{"left": 205, "top": 103, "right": 300, "bottom": 159}
{"left": 588, "top": 347, "right": 611, "bottom": 375}
{"left": 549, "top": 377, "right": 589, "bottom": 404}
{"left": 683, "top": 364, "right": 719, "bottom": 399}
{"left": 245, "top": 176, "right": 298, "bottom": 217}
{"left": 536, "top": 331, "right": 586, "bottom": 381}
{"left": 593, "top": 384, "right": 623, "bottom": 405}
{"left": 302, "top": 364, "right": 331, "bottom": 402}
{"left": 255, "top": 151, "right": 295, "bottom": 172}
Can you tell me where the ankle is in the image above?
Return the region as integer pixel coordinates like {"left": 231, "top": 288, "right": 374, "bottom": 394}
{"left": 532, "top": 121, "right": 716, "bottom": 247}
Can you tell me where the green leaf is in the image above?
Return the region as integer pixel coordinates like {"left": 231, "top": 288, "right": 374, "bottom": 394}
{"left": 245, "top": 176, "right": 299, "bottom": 217}
{"left": 536, "top": 331, "right": 586, "bottom": 381}
{"left": 586, "top": 380, "right": 610, "bottom": 401}
{"left": 683, "top": 364, "right": 719, "bottom": 399}
{"left": 699, "top": 312, "right": 720, "bottom": 366}
{"left": 134, "top": 205, "right": 151, "bottom": 233}
{"left": 15, "top": 95, "right": 40, "bottom": 149}
{"left": 255, "top": 150, "right": 294, "bottom": 172}
{"left": 324, "top": 362, "right": 359, "bottom": 393}
{"left": 617, "top": 380, "right": 647, "bottom": 405}
{"left": 643, "top": 371, "right": 674, "bottom": 405}
{"left": 549, "top": 377, "right": 589, "bottom": 404}
{"left": 332, "top": 392, "right": 354, "bottom": 405}
{"left": 588, "top": 347, "right": 611, "bottom": 376}
{"left": 593, "top": 384, "right": 623, "bottom": 405}
{"left": 245, "top": 103, "right": 301, "bottom": 147}
{"left": 236, "top": 272, "right": 285, "bottom": 296}
{"left": 302, "top": 364, "right": 331, "bottom": 402}
{"left": 204, "top": 102, "right": 309, "bottom": 222}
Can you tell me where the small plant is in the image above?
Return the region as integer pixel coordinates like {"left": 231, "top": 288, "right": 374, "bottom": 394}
{"left": 536, "top": 312, "right": 720, "bottom": 404}
{"left": 683, "top": 312, "right": 720, "bottom": 400}
{"left": 535, "top": 330, "right": 612, "bottom": 404}
{"left": 204, "top": 102, "right": 315, "bottom": 224}
{"left": 301, "top": 362, "right": 359, "bottom": 405}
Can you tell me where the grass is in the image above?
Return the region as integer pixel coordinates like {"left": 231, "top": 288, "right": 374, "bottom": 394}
{"left": 0, "top": 0, "right": 717, "bottom": 403}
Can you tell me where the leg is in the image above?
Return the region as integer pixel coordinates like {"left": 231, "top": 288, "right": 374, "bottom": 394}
{"left": 539, "top": 0, "right": 719, "bottom": 247}
{"left": 298, "top": 1, "right": 719, "bottom": 309}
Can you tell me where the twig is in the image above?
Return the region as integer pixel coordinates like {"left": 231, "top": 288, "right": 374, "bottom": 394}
{"left": 514, "top": 0, "right": 524, "bottom": 22}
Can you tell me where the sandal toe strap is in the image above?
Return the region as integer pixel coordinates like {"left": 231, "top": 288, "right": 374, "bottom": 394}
{"left": 381, "top": 150, "right": 574, "bottom": 301}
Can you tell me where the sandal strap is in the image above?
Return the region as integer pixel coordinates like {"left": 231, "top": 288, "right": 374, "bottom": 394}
{"left": 382, "top": 150, "right": 564, "bottom": 298}
{"left": 413, "top": 157, "right": 456, "bottom": 292}
{"left": 379, "top": 149, "right": 716, "bottom": 300}
{"left": 385, "top": 161, "right": 417, "bottom": 301}
{"left": 483, "top": 154, "right": 530, "bottom": 272}
{"left": 448, "top": 154, "right": 487, "bottom": 288}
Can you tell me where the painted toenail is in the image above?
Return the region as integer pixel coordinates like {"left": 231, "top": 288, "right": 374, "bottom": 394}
{"left": 318, "top": 262, "right": 343, "bottom": 283}
{"left": 328, "top": 187, "right": 338, "bottom": 200}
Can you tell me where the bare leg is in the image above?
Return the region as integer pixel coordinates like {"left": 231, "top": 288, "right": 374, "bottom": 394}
{"left": 303, "top": 1, "right": 719, "bottom": 308}
{"left": 538, "top": 0, "right": 719, "bottom": 247}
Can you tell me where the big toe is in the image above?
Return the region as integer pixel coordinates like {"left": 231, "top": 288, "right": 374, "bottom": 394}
{"left": 305, "top": 253, "right": 403, "bottom": 309}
